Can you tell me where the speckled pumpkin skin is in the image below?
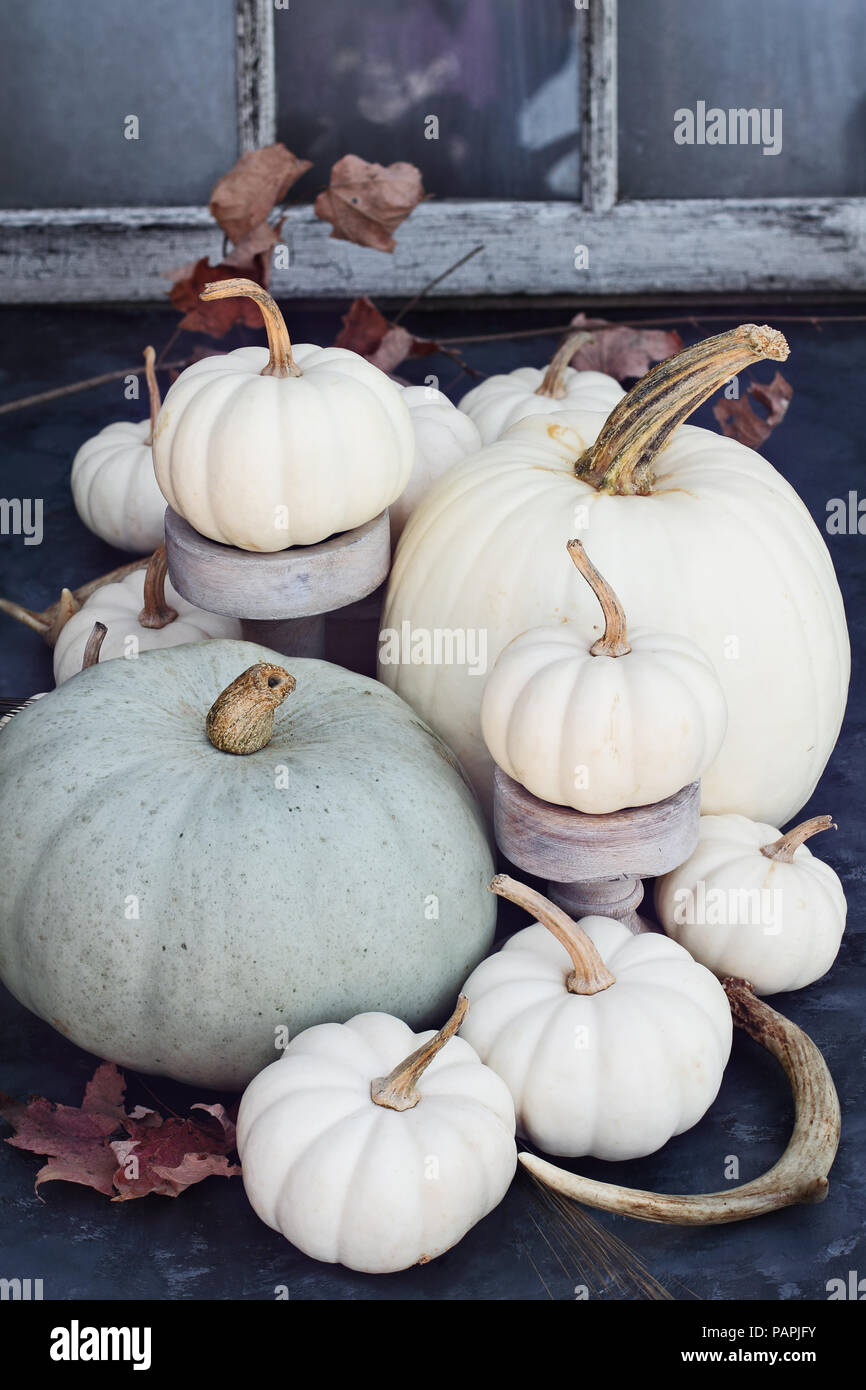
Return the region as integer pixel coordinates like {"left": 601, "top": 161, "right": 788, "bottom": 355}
{"left": 0, "top": 640, "right": 495, "bottom": 1090}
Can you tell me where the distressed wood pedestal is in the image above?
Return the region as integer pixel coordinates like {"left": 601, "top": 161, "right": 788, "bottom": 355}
{"left": 493, "top": 768, "right": 702, "bottom": 934}
{"left": 164, "top": 507, "right": 390, "bottom": 660}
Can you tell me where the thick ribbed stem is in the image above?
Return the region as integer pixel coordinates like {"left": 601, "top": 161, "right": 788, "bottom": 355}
{"left": 575, "top": 325, "right": 790, "bottom": 495}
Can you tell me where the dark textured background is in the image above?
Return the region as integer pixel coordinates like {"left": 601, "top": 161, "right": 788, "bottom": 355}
{"left": 0, "top": 303, "right": 862, "bottom": 1300}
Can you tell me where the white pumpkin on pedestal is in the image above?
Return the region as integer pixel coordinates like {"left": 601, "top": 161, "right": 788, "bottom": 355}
{"left": 237, "top": 996, "right": 516, "bottom": 1273}
{"left": 71, "top": 346, "right": 167, "bottom": 553}
{"left": 481, "top": 539, "right": 727, "bottom": 813}
{"left": 458, "top": 331, "right": 624, "bottom": 443}
{"left": 53, "top": 546, "right": 240, "bottom": 685}
{"left": 152, "top": 278, "right": 414, "bottom": 552}
{"left": 655, "top": 813, "right": 846, "bottom": 994}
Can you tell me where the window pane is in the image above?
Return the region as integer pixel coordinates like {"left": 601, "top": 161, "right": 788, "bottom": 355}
{"left": 618, "top": 0, "right": 866, "bottom": 199}
{"left": 275, "top": 0, "right": 581, "bottom": 200}
{"left": 0, "top": 0, "right": 238, "bottom": 209}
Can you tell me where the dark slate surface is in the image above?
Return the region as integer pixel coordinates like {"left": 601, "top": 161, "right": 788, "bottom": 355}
{"left": 0, "top": 302, "right": 862, "bottom": 1301}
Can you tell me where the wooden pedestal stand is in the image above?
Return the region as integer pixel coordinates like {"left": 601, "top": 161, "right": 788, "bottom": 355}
{"left": 164, "top": 507, "right": 390, "bottom": 660}
{"left": 493, "top": 767, "right": 701, "bottom": 934}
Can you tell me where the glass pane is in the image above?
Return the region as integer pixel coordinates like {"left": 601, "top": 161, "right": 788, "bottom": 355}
{"left": 275, "top": 0, "right": 581, "bottom": 200}
{"left": 0, "top": 0, "right": 238, "bottom": 209}
{"left": 618, "top": 0, "right": 866, "bottom": 199}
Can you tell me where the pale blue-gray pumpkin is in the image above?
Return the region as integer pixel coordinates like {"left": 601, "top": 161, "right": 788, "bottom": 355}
{"left": 0, "top": 640, "right": 495, "bottom": 1089}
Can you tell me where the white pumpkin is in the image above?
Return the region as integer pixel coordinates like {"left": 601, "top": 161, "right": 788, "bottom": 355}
{"left": 655, "top": 813, "right": 846, "bottom": 995}
{"left": 481, "top": 539, "right": 727, "bottom": 813}
{"left": 71, "top": 346, "right": 167, "bottom": 553}
{"left": 461, "top": 877, "right": 732, "bottom": 1161}
{"left": 381, "top": 326, "right": 849, "bottom": 829}
{"left": 152, "top": 278, "right": 414, "bottom": 552}
{"left": 391, "top": 384, "right": 482, "bottom": 544}
{"left": 53, "top": 546, "right": 240, "bottom": 685}
{"left": 236, "top": 996, "right": 517, "bottom": 1272}
{"left": 459, "top": 331, "right": 624, "bottom": 444}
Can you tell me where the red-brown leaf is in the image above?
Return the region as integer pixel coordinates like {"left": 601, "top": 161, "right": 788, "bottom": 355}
{"left": 335, "top": 296, "right": 434, "bottom": 373}
{"left": 713, "top": 371, "right": 794, "bottom": 448}
{"left": 169, "top": 257, "right": 267, "bottom": 337}
{"left": 209, "top": 143, "right": 312, "bottom": 245}
{"left": 315, "top": 156, "right": 425, "bottom": 253}
{"left": 1, "top": 1065, "right": 240, "bottom": 1202}
{"left": 568, "top": 314, "right": 683, "bottom": 382}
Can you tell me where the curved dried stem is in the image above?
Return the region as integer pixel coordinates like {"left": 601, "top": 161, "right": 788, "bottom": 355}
{"left": 761, "top": 815, "right": 836, "bottom": 864}
{"left": 0, "top": 557, "right": 149, "bottom": 647}
{"left": 143, "top": 346, "right": 162, "bottom": 446}
{"left": 371, "top": 995, "right": 469, "bottom": 1112}
{"left": 200, "top": 278, "right": 302, "bottom": 379}
{"left": 535, "top": 331, "right": 595, "bottom": 399}
{"left": 567, "top": 539, "right": 631, "bottom": 658}
{"left": 81, "top": 622, "right": 107, "bottom": 671}
{"left": 490, "top": 875, "right": 615, "bottom": 994}
{"left": 137, "top": 546, "right": 178, "bottom": 630}
{"left": 520, "top": 979, "right": 840, "bottom": 1225}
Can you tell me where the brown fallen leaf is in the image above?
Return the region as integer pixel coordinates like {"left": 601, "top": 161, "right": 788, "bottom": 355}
{"left": 209, "top": 143, "right": 311, "bottom": 245}
{"left": 0, "top": 1062, "right": 240, "bottom": 1201}
{"left": 713, "top": 370, "right": 794, "bottom": 448}
{"left": 567, "top": 314, "right": 683, "bottom": 382}
{"left": 315, "top": 155, "right": 425, "bottom": 253}
{"left": 335, "top": 296, "right": 437, "bottom": 373}
{"left": 169, "top": 256, "right": 268, "bottom": 337}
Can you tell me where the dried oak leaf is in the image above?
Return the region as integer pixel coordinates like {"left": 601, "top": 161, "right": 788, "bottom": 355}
{"left": 209, "top": 143, "right": 311, "bottom": 245}
{"left": 567, "top": 314, "right": 683, "bottom": 382}
{"left": 315, "top": 156, "right": 425, "bottom": 253}
{"left": 169, "top": 256, "right": 268, "bottom": 337}
{"left": 713, "top": 371, "right": 794, "bottom": 449}
{"left": 0, "top": 1062, "right": 240, "bottom": 1202}
{"left": 335, "top": 296, "right": 437, "bottom": 373}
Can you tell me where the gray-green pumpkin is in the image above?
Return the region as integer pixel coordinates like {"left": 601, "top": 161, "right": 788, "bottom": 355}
{"left": 0, "top": 639, "right": 495, "bottom": 1089}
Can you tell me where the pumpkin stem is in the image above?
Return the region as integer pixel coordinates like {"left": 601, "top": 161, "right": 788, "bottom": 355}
{"left": 206, "top": 662, "right": 296, "bottom": 755}
{"left": 535, "top": 331, "right": 595, "bottom": 400}
{"left": 200, "top": 278, "right": 303, "bottom": 379}
{"left": 370, "top": 995, "right": 469, "bottom": 1112}
{"left": 137, "top": 546, "right": 178, "bottom": 630}
{"left": 81, "top": 621, "right": 107, "bottom": 670}
{"left": 761, "top": 815, "right": 836, "bottom": 865}
{"left": 489, "top": 875, "right": 616, "bottom": 994}
{"left": 567, "top": 539, "right": 631, "bottom": 657}
{"left": 0, "top": 561, "right": 148, "bottom": 648}
{"left": 143, "top": 346, "right": 162, "bottom": 446}
{"left": 0, "top": 595, "right": 52, "bottom": 637}
{"left": 575, "top": 324, "right": 790, "bottom": 495}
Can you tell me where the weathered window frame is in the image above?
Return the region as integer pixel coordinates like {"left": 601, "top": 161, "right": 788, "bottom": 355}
{"left": 0, "top": 0, "right": 863, "bottom": 303}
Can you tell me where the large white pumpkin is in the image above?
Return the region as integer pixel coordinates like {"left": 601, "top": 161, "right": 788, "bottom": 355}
{"left": 0, "top": 640, "right": 495, "bottom": 1088}
{"left": 391, "top": 384, "right": 482, "bottom": 544}
{"left": 461, "top": 877, "right": 732, "bottom": 1161}
{"left": 655, "top": 813, "right": 846, "bottom": 995}
{"left": 153, "top": 278, "right": 414, "bottom": 552}
{"left": 459, "top": 331, "right": 624, "bottom": 444}
{"left": 380, "top": 327, "right": 849, "bottom": 828}
{"left": 71, "top": 347, "right": 167, "bottom": 553}
{"left": 53, "top": 547, "right": 240, "bottom": 685}
{"left": 237, "top": 996, "right": 516, "bottom": 1273}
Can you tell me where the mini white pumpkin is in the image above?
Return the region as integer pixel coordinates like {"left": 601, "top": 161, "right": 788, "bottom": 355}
{"left": 237, "top": 995, "right": 517, "bottom": 1273}
{"left": 459, "top": 331, "right": 624, "bottom": 444}
{"left": 461, "top": 876, "right": 732, "bottom": 1161}
{"left": 71, "top": 346, "right": 168, "bottom": 553}
{"left": 53, "top": 546, "right": 240, "bottom": 685}
{"left": 481, "top": 540, "right": 727, "bottom": 814}
{"left": 153, "top": 278, "right": 414, "bottom": 552}
{"left": 391, "top": 384, "right": 482, "bottom": 544}
{"left": 655, "top": 813, "right": 846, "bottom": 995}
